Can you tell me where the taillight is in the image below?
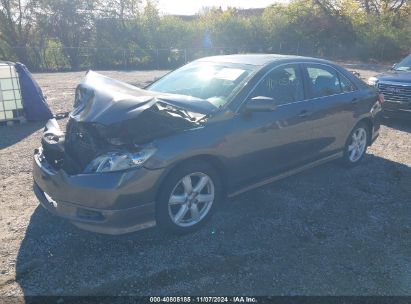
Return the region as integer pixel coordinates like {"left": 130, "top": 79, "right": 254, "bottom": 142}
{"left": 378, "top": 93, "right": 385, "bottom": 104}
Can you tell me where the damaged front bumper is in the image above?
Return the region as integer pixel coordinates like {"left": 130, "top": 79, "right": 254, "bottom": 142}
{"left": 33, "top": 146, "right": 163, "bottom": 235}
{"left": 31, "top": 70, "right": 212, "bottom": 234}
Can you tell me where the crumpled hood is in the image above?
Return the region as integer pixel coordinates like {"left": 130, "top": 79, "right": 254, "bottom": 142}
{"left": 71, "top": 71, "right": 216, "bottom": 125}
{"left": 376, "top": 71, "right": 411, "bottom": 83}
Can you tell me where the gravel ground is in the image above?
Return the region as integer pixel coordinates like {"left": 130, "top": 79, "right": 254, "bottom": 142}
{"left": 0, "top": 63, "right": 410, "bottom": 297}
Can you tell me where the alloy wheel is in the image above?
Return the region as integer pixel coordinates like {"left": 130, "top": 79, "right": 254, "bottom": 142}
{"left": 168, "top": 172, "right": 215, "bottom": 227}
{"left": 347, "top": 127, "right": 367, "bottom": 162}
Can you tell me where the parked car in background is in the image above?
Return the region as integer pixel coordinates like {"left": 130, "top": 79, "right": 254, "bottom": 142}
{"left": 368, "top": 54, "right": 411, "bottom": 118}
{"left": 33, "top": 54, "right": 382, "bottom": 235}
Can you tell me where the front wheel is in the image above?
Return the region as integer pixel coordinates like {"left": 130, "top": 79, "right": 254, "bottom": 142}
{"left": 156, "top": 161, "right": 222, "bottom": 234}
{"left": 342, "top": 122, "right": 369, "bottom": 166}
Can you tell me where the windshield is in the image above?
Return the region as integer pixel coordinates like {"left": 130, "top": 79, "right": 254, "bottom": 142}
{"left": 147, "top": 62, "right": 257, "bottom": 108}
{"left": 395, "top": 54, "right": 411, "bottom": 71}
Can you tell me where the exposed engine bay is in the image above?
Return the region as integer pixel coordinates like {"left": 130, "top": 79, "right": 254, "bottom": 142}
{"left": 40, "top": 71, "right": 214, "bottom": 175}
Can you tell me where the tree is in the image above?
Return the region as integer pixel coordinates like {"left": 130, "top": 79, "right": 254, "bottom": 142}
{"left": 37, "top": 0, "right": 96, "bottom": 69}
{"left": 199, "top": 8, "right": 250, "bottom": 50}
{"left": 0, "top": 0, "right": 39, "bottom": 64}
{"left": 1, "top": 0, "right": 410, "bottom": 70}
{"left": 96, "top": 0, "right": 141, "bottom": 22}
{"left": 358, "top": 0, "right": 408, "bottom": 14}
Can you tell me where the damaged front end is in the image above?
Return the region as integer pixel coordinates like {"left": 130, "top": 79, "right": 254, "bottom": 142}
{"left": 40, "top": 71, "right": 212, "bottom": 175}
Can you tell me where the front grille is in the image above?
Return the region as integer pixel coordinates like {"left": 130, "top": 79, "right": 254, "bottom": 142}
{"left": 64, "top": 119, "right": 101, "bottom": 174}
{"left": 378, "top": 82, "right": 411, "bottom": 103}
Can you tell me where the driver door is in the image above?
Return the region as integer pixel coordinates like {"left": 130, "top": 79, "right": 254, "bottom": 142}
{"left": 225, "top": 64, "right": 314, "bottom": 187}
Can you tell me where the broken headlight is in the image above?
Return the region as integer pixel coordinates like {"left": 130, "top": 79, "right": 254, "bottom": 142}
{"left": 83, "top": 148, "right": 156, "bottom": 173}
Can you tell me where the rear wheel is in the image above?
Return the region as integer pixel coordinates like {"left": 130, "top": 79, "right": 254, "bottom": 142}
{"left": 156, "top": 161, "right": 222, "bottom": 234}
{"left": 342, "top": 122, "right": 369, "bottom": 166}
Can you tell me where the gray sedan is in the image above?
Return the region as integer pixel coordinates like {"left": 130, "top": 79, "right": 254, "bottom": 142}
{"left": 33, "top": 54, "right": 382, "bottom": 234}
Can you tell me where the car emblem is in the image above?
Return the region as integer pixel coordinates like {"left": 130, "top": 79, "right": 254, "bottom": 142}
{"left": 386, "top": 87, "right": 402, "bottom": 94}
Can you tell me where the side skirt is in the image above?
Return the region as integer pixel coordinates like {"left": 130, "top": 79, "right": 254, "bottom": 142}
{"left": 227, "top": 151, "right": 344, "bottom": 198}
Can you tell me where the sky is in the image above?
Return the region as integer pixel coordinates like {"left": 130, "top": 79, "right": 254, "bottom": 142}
{"left": 157, "top": 0, "right": 287, "bottom": 15}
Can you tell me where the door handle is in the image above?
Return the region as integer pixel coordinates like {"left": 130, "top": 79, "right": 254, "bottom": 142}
{"left": 351, "top": 97, "right": 359, "bottom": 104}
{"left": 298, "top": 110, "right": 310, "bottom": 118}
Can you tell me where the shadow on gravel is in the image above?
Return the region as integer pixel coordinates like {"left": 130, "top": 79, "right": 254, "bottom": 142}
{"left": 0, "top": 121, "right": 44, "bottom": 149}
{"left": 16, "top": 155, "right": 411, "bottom": 296}
{"left": 381, "top": 118, "right": 411, "bottom": 133}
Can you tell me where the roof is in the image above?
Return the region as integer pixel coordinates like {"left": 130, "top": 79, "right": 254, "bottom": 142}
{"left": 235, "top": 8, "right": 265, "bottom": 16}
{"left": 196, "top": 54, "right": 332, "bottom": 66}
{"left": 169, "top": 15, "right": 198, "bottom": 21}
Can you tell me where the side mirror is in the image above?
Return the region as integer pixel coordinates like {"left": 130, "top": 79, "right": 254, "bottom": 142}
{"left": 391, "top": 63, "right": 397, "bottom": 70}
{"left": 245, "top": 96, "right": 277, "bottom": 112}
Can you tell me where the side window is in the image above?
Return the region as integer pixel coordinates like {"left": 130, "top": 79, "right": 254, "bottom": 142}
{"left": 306, "top": 65, "right": 342, "bottom": 98}
{"left": 251, "top": 65, "right": 304, "bottom": 105}
{"left": 339, "top": 73, "right": 356, "bottom": 93}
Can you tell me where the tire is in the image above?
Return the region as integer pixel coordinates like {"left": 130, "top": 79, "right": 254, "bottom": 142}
{"left": 342, "top": 122, "right": 369, "bottom": 167}
{"left": 156, "top": 160, "right": 222, "bottom": 234}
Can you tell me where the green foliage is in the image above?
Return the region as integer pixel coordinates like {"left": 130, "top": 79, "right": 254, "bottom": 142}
{"left": 36, "top": 0, "right": 96, "bottom": 69}
{"left": 42, "top": 40, "right": 71, "bottom": 71}
{"left": 354, "top": 10, "right": 411, "bottom": 60}
{"left": 0, "top": 0, "right": 409, "bottom": 70}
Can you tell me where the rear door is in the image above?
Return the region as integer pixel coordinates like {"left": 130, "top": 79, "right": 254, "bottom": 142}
{"left": 301, "top": 63, "right": 359, "bottom": 160}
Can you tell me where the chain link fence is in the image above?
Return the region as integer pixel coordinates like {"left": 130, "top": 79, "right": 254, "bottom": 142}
{"left": 8, "top": 42, "right": 390, "bottom": 72}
